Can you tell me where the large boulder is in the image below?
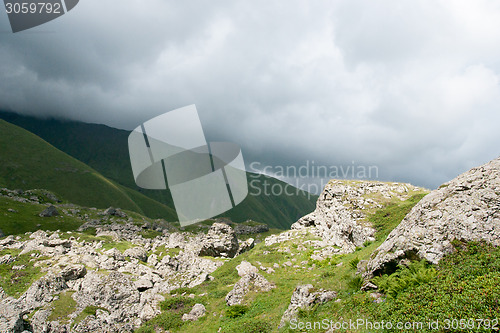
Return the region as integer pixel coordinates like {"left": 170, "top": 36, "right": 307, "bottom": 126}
{"left": 364, "top": 157, "right": 500, "bottom": 278}
{"left": 197, "top": 223, "right": 239, "bottom": 258}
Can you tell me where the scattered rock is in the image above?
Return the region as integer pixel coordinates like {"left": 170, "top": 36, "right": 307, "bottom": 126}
{"left": 182, "top": 303, "right": 206, "bottom": 321}
{"left": 0, "top": 255, "right": 15, "bottom": 265}
{"left": 39, "top": 205, "right": 59, "bottom": 217}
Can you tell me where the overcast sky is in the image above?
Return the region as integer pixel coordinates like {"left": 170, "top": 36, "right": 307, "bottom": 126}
{"left": 1, "top": 0, "right": 499, "bottom": 190}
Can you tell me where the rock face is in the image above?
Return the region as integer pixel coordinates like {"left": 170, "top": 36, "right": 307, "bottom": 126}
{"left": 365, "top": 157, "right": 500, "bottom": 278}
{"left": 291, "top": 180, "right": 424, "bottom": 252}
{"left": 279, "top": 284, "right": 337, "bottom": 327}
{"left": 197, "top": 223, "right": 239, "bottom": 258}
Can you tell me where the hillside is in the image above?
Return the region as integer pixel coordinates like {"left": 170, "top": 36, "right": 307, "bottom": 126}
{"left": 0, "top": 119, "right": 177, "bottom": 219}
{"left": 0, "top": 111, "right": 317, "bottom": 229}
{"left": 0, "top": 158, "right": 498, "bottom": 332}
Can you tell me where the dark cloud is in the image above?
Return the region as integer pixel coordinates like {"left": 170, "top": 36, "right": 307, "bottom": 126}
{"left": 0, "top": 0, "right": 499, "bottom": 191}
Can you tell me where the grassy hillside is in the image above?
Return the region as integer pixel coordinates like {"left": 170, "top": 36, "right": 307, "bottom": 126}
{"left": 0, "top": 119, "right": 177, "bottom": 219}
{"left": 0, "top": 111, "right": 317, "bottom": 228}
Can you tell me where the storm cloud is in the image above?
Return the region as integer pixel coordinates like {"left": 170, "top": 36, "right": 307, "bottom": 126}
{"left": 1, "top": 0, "right": 499, "bottom": 190}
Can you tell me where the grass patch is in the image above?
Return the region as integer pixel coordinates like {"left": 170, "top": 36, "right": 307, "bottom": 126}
{"left": 73, "top": 305, "right": 109, "bottom": 326}
{"left": 48, "top": 291, "right": 77, "bottom": 323}
{"left": 0, "top": 249, "right": 47, "bottom": 297}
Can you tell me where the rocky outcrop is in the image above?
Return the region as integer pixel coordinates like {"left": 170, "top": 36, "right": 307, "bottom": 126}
{"left": 365, "top": 157, "right": 500, "bottom": 278}
{"left": 225, "top": 263, "right": 275, "bottom": 306}
{"left": 291, "top": 180, "right": 425, "bottom": 253}
{"left": 197, "top": 223, "right": 239, "bottom": 258}
{"left": 279, "top": 284, "right": 337, "bottom": 327}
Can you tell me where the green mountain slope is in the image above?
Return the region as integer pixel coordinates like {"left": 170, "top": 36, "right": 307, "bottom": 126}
{"left": 0, "top": 111, "right": 317, "bottom": 228}
{"left": 0, "top": 119, "right": 177, "bottom": 219}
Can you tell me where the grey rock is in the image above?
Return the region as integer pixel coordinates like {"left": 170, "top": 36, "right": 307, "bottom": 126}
{"left": 279, "top": 285, "right": 337, "bottom": 326}
{"left": 0, "top": 254, "right": 15, "bottom": 265}
{"left": 226, "top": 272, "right": 275, "bottom": 306}
{"left": 234, "top": 224, "right": 269, "bottom": 235}
{"left": 61, "top": 265, "right": 87, "bottom": 281}
{"left": 20, "top": 274, "right": 68, "bottom": 311}
{"left": 182, "top": 303, "right": 206, "bottom": 321}
{"left": 39, "top": 205, "right": 59, "bottom": 217}
{"left": 104, "top": 207, "right": 127, "bottom": 218}
{"left": 236, "top": 238, "right": 255, "bottom": 256}
{"left": 364, "top": 157, "right": 500, "bottom": 278}
{"left": 236, "top": 261, "right": 258, "bottom": 277}
{"left": 0, "top": 300, "right": 26, "bottom": 333}
{"left": 123, "top": 247, "right": 148, "bottom": 262}
{"left": 290, "top": 181, "right": 424, "bottom": 252}
{"left": 134, "top": 279, "right": 153, "bottom": 292}
{"left": 197, "top": 223, "right": 239, "bottom": 258}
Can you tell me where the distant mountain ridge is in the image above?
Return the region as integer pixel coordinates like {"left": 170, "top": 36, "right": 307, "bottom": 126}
{"left": 0, "top": 110, "right": 317, "bottom": 228}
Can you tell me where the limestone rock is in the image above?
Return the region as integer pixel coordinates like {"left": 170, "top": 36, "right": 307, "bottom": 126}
{"left": 290, "top": 181, "right": 423, "bottom": 252}
{"left": 236, "top": 261, "right": 258, "bottom": 277}
{"left": 279, "top": 285, "right": 337, "bottom": 326}
{"left": 104, "top": 207, "right": 127, "bottom": 218}
{"left": 134, "top": 279, "right": 153, "bottom": 292}
{"left": 364, "top": 157, "right": 500, "bottom": 278}
{"left": 61, "top": 265, "right": 87, "bottom": 281}
{"left": 236, "top": 238, "right": 255, "bottom": 256}
{"left": 225, "top": 272, "right": 275, "bottom": 306}
{"left": 182, "top": 303, "right": 206, "bottom": 321}
{"left": 123, "top": 247, "right": 148, "bottom": 262}
{"left": 0, "top": 300, "right": 26, "bottom": 333}
{"left": 197, "top": 223, "right": 239, "bottom": 258}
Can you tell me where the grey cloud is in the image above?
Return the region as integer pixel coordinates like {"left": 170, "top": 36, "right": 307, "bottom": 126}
{"left": 0, "top": 0, "right": 499, "bottom": 191}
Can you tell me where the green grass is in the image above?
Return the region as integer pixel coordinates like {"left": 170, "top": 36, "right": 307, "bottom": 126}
{"left": 367, "top": 193, "right": 428, "bottom": 240}
{"left": 48, "top": 291, "right": 77, "bottom": 323}
{"left": 0, "top": 249, "right": 48, "bottom": 297}
{"left": 0, "top": 119, "right": 176, "bottom": 221}
{"left": 73, "top": 305, "right": 109, "bottom": 326}
{"left": 0, "top": 196, "right": 82, "bottom": 235}
{"left": 0, "top": 111, "right": 318, "bottom": 229}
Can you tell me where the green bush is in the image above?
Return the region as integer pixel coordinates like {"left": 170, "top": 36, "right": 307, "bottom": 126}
{"left": 372, "top": 259, "right": 436, "bottom": 298}
{"left": 347, "top": 276, "right": 364, "bottom": 291}
{"left": 225, "top": 305, "right": 248, "bottom": 318}
{"left": 349, "top": 257, "right": 360, "bottom": 270}
{"left": 373, "top": 241, "right": 500, "bottom": 332}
